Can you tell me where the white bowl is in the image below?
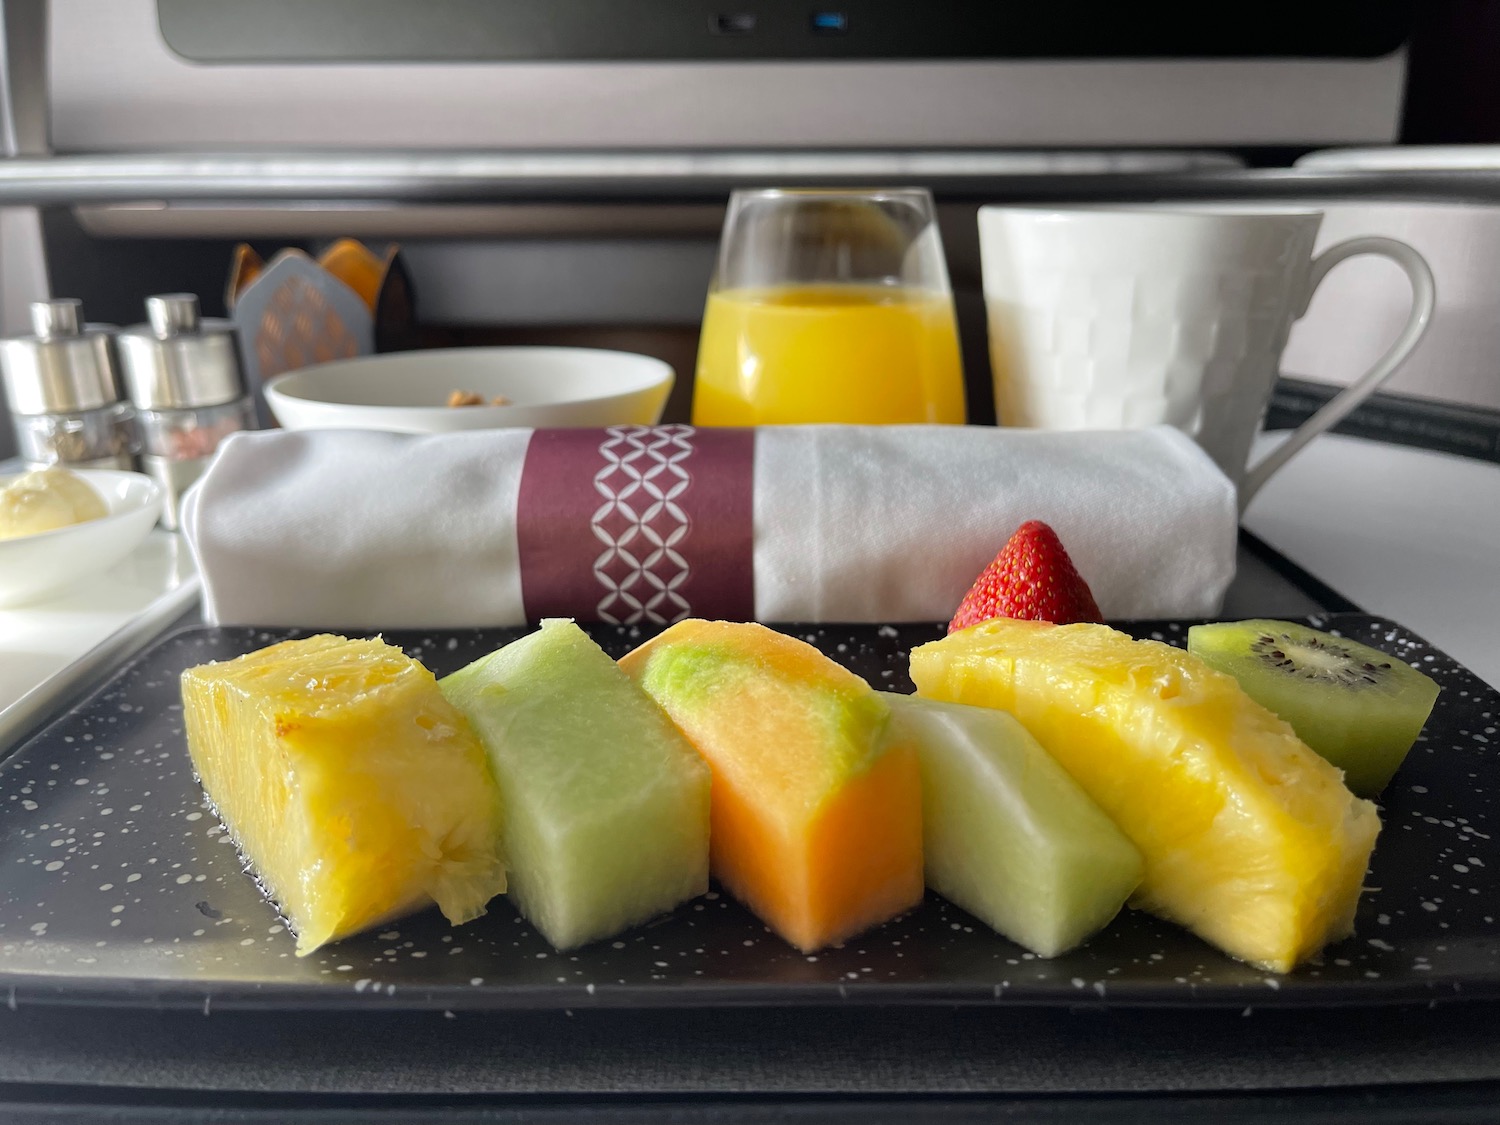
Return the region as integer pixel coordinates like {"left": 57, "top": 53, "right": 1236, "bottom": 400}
{"left": 0, "top": 470, "right": 164, "bottom": 609}
{"left": 264, "top": 347, "right": 675, "bottom": 433}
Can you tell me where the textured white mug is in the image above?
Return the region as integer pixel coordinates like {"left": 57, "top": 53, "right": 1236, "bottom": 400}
{"left": 978, "top": 205, "right": 1435, "bottom": 507}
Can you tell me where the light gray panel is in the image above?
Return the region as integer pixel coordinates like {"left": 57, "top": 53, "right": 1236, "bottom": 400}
{"left": 398, "top": 240, "right": 719, "bottom": 326}
{"left": 48, "top": 0, "right": 1405, "bottom": 150}
{"left": 72, "top": 203, "right": 733, "bottom": 240}
{"left": 0, "top": 1, "right": 51, "bottom": 458}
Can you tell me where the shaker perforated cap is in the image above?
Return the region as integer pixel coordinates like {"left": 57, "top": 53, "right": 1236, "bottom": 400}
{"left": 117, "top": 293, "right": 246, "bottom": 410}
{"left": 0, "top": 298, "right": 125, "bottom": 415}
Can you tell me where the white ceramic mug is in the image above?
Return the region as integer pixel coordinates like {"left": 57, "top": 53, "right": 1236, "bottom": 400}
{"left": 977, "top": 205, "right": 1435, "bottom": 507}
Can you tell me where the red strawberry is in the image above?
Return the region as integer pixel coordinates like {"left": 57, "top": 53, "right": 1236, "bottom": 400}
{"left": 948, "top": 520, "right": 1103, "bottom": 633}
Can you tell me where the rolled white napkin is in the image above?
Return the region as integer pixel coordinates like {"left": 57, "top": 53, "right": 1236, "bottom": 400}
{"left": 181, "top": 424, "right": 1238, "bottom": 628}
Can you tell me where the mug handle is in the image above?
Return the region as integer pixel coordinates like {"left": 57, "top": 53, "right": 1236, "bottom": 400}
{"left": 1239, "top": 236, "right": 1436, "bottom": 509}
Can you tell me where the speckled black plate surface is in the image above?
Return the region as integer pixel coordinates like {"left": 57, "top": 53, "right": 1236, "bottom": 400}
{"left": 0, "top": 615, "right": 1495, "bottom": 1011}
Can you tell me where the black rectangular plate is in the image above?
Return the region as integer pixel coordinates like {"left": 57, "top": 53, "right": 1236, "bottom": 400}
{"left": 0, "top": 615, "right": 1496, "bottom": 1011}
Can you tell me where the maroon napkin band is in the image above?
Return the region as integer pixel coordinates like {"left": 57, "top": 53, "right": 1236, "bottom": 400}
{"left": 516, "top": 425, "right": 756, "bottom": 625}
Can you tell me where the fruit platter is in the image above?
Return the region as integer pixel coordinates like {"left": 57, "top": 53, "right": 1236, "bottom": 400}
{"left": 0, "top": 598, "right": 1496, "bottom": 1011}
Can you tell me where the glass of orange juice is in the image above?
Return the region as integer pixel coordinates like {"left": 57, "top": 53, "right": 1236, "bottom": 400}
{"left": 693, "top": 188, "right": 966, "bottom": 426}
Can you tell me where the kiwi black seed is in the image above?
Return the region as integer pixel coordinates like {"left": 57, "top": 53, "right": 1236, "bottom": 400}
{"left": 1246, "top": 629, "right": 1395, "bottom": 687}
{"left": 1187, "top": 619, "right": 1440, "bottom": 798}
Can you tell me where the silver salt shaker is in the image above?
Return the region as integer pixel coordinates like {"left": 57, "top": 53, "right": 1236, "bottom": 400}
{"left": 117, "top": 294, "right": 255, "bottom": 530}
{"left": 0, "top": 298, "right": 137, "bottom": 470}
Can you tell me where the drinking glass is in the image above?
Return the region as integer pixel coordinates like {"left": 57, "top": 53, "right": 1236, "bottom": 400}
{"left": 693, "top": 188, "right": 966, "bottom": 426}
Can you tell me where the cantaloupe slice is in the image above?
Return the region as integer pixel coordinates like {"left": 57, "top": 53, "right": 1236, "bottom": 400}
{"left": 439, "top": 619, "right": 711, "bottom": 950}
{"left": 620, "top": 620, "right": 922, "bottom": 952}
{"left": 180, "top": 634, "right": 506, "bottom": 955}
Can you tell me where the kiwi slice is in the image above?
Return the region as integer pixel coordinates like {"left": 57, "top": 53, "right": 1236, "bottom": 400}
{"left": 1187, "top": 619, "right": 1439, "bottom": 798}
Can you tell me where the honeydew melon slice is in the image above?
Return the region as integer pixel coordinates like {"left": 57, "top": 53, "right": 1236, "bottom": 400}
{"left": 882, "top": 692, "right": 1143, "bottom": 958}
{"left": 440, "top": 619, "right": 711, "bottom": 950}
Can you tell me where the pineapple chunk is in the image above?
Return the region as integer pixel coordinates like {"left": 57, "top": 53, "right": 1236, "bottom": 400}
{"left": 181, "top": 635, "right": 506, "bottom": 955}
{"left": 910, "top": 619, "right": 1380, "bottom": 973}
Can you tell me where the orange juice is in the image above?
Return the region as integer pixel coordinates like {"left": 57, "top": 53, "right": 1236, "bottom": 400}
{"left": 692, "top": 285, "right": 966, "bottom": 426}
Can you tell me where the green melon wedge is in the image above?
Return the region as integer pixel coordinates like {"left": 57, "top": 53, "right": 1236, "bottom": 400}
{"left": 882, "top": 692, "right": 1143, "bottom": 957}
{"left": 439, "top": 619, "right": 711, "bottom": 950}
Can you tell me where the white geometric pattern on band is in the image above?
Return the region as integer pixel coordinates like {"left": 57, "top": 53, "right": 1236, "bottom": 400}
{"left": 591, "top": 424, "right": 694, "bottom": 624}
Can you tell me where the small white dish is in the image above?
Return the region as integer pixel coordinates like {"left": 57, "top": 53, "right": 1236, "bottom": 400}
{"left": 1294, "top": 146, "right": 1500, "bottom": 172}
{"left": 0, "top": 529, "right": 198, "bottom": 746}
{"left": 264, "top": 346, "right": 675, "bottom": 433}
{"left": 0, "top": 470, "right": 164, "bottom": 608}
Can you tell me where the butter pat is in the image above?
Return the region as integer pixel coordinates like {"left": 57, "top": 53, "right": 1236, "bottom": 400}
{"left": 0, "top": 468, "right": 108, "bottom": 540}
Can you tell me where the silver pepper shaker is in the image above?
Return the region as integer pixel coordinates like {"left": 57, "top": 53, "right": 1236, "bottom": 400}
{"left": 117, "top": 294, "right": 255, "bottom": 530}
{"left": 0, "top": 299, "right": 138, "bottom": 470}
